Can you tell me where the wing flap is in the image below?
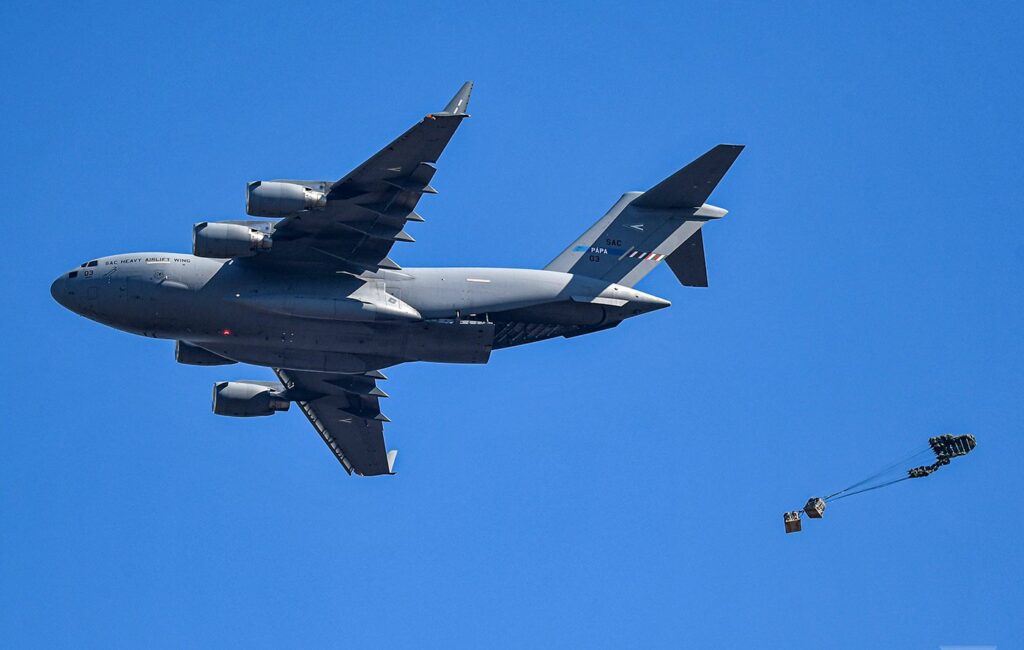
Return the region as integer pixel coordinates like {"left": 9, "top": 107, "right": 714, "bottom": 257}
{"left": 262, "top": 83, "right": 473, "bottom": 271}
{"left": 276, "top": 368, "right": 395, "bottom": 476}
{"left": 327, "top": 116, "right": 465, "bottom": 200}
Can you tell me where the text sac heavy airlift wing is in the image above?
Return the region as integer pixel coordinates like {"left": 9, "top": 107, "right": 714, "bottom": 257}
{"left": 251, "top": 82, "right": 472, "bottom": 475}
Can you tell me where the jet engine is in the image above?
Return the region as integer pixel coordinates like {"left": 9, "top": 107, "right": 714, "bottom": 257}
{"left": 193, "top": 221, "right": 272, "bottom": 258}
{"left": 212, "top": 381, "right": 290, "bottom": 417}
{"left": 246, "top": 181, "right": 327, "bottom": 217}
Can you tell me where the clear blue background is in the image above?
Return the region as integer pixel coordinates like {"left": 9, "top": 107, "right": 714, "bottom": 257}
{"left": 2, "top": 2, "right": 1021, "bottom": 648}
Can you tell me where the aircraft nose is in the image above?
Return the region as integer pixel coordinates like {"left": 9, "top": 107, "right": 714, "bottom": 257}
{"left": 50, "top": 276, "right": 65, "bottom": 304}
{"left": 50, "top": 274, "right": 73, "bottom": 311}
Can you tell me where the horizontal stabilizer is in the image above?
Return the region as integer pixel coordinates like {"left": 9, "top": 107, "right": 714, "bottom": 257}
{"left": 633, "top": 144, "right": 744, "bottom": 209}
{"left": 666, "top": 229, "right": 708, "bottom": 287}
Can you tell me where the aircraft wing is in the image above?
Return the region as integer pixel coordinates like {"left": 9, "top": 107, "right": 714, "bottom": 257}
{"left": 262, "top": 82, "right": 473, "bottom": 272}
{"left": 274, "top": 368, "right": 396, "bottom": 476}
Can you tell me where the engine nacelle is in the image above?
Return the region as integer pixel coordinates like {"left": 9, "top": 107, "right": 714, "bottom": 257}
{"left": 176, "top": 341, "right": 237, "bottom": 366}
{"left": 212, "top": 381, "right": 290, "bottom": 417}
{"left": 246, "top": 181, "right": 327, "bottom": 217}
{"left": 193, "top": 221, "right": 272, "bottom": 258}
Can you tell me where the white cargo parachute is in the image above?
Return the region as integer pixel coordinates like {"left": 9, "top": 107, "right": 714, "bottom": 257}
{"left": 784, "top": 434, "right": 977, "bottom": 534}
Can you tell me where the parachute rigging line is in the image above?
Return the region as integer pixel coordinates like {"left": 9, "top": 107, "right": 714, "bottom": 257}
{"left": 827, "top": 476, "right": 912, "bottom": 502}
{"left": 823, "top": 447, "right": 932, "bottom": 501}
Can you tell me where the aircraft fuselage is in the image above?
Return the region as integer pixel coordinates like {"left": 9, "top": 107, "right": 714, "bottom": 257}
{"left": 50, "top": 252, "right": 670, "bottom": 373}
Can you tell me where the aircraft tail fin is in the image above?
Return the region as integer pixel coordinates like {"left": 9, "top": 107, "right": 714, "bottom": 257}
{"left": 544, "top": 144, "right": 742, "bottom": 287}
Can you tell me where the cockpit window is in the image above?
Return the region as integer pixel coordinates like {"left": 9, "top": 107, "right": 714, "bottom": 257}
{"left": 86, "top": 260, "right": 98, "bottom": 267}
{"left": 68, "top": 271, "right": 78, "bottom": 279}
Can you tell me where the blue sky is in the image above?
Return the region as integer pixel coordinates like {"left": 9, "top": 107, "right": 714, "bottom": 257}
{"left": 2, "top": 2, "right": 1022, "bottom": 647}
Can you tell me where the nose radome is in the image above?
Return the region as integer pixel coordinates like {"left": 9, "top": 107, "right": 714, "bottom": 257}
{"left": 50, "top": 276, "right": 63, "bottom": 303}
{"left": 50, "top": 275, "right": 72, "bottom": 310}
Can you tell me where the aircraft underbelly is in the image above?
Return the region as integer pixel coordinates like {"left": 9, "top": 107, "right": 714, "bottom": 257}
{"left": 196, "top": 317, "right": 494, "bottom": 372}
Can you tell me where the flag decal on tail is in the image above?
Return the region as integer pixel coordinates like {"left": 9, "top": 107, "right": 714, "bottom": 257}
{"left": 573, "top": 245, "right": 628, "bottom": 255}
{"left": 627, "top": 251, "right": 667, "bottom": 261}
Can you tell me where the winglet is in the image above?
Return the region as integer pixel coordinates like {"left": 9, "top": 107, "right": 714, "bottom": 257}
{"left": 387, "top": 449, "right": 398, "bottom": 474}
{"left": 439, "top": 81, "right": 473, "bottom": 116}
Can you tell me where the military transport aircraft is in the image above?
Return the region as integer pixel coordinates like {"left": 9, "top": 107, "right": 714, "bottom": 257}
{"left": 50, "top": 82, "right": 743, "bottom": 476}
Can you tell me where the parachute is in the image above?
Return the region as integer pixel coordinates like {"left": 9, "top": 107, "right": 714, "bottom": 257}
{"left": 784, "top": 434, "right": 976, "bottom": 534}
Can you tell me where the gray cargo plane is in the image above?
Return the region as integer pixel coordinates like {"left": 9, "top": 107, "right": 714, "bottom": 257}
{"left": 50, "top": 82, "right": 743, "bottom": 476}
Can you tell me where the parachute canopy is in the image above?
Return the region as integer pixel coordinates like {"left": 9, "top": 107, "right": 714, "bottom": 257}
{"left": 784, "top": 433, "right": 976, "bottom": 534}
{"left": 908, "top": 434, "right": 977, "bottom": 478}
